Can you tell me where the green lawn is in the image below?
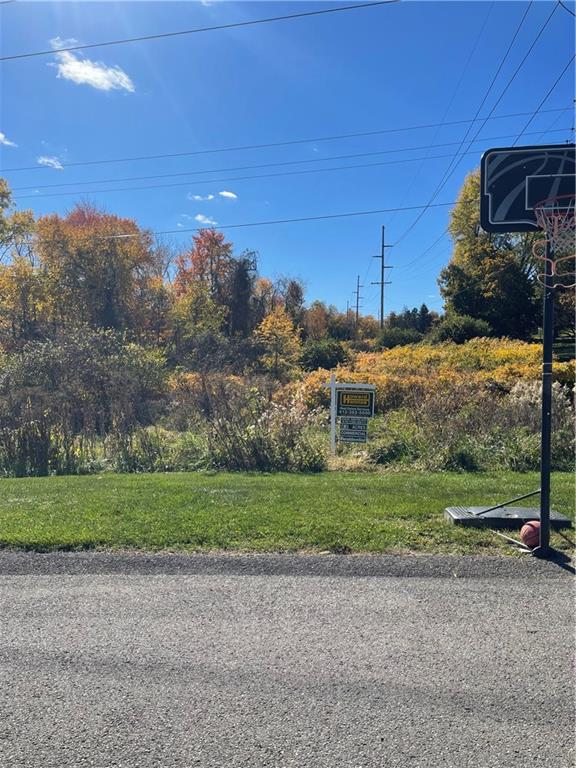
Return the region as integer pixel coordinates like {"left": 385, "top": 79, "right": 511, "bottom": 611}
{"left": 0, "top": 471, "right": 573, "bottom": 555}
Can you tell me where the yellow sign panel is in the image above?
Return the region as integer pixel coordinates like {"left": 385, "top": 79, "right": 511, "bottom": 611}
{"left": 341, "top": 393, "right": 371, "bottom": 407}
{"left": 336, "top": 389, "right": 374, "bottom": 417}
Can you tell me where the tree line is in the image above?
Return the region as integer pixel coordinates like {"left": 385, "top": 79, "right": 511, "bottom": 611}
{"left": 0, "top": 171, "right": 573, "bottom": 476}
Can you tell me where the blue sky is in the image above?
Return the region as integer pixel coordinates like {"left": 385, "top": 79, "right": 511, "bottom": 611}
{"left": 0, "top": 1, "right": 574, "bottom": 317}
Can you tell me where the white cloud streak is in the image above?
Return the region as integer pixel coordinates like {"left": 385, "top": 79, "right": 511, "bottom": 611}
{"left": 50, "top": 37, "right": 80, "bottom": 50}
{"left": 187, "top": 193, "right": 215, "bottom": 201}
{"left": 37, "top": 155, "right": 63, "bottom": 170}
{"left": 194, "top": 214, "right": 218, "bottom": 226}
{"left": 49, "top": 38, "right": 134, "bottom": 93}
{"left": 0, "top": 132, "right": 17, "bottom": 147}
{"left": 218, "top": 190, "right": 238, "bottom": 199}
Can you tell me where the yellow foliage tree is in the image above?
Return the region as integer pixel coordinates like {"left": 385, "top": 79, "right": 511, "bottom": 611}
{"left": 255, "top": 305, "right": 301, "bottom": 380}
{"left": 35, "top": 203, "right": 160, "bottom": 333}
{"left": 0, "top": 256, "right": 46, "bottom": 348}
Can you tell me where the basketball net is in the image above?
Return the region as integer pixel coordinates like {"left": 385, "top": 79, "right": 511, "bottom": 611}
{"left": 532, "top": 194, "right": 576, "bottom": 289}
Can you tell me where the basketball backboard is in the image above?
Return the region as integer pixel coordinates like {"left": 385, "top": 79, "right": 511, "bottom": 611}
{"left": 480, "top": 143, "right": 576, "bottom": 233}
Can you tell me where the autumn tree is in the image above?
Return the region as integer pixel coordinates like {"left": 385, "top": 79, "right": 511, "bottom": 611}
{"left": 303, "top": 300, "right": 330, "bottom": 340}
{"left": 255, "top": 305, "right": 302, "bottom": 380}
{"left": 34, "top": 203, "right": 162, "bottom": 334}
{"left": 0, "top": 178, "right": 34, "bottom": 264}
{"left": 438, "top": 170, "right": 539, "bottom": 339}
{"left": 170, "top": 282, "right": 228, "bottom": 368}
{"left": 251, "top": 277, "right": 278, "bottom": 327}
{"left": 0, "top": 257, "right": 46, "bottom": 349}
{"left": 175, "top": 229, "right": 234, "bottom": 302}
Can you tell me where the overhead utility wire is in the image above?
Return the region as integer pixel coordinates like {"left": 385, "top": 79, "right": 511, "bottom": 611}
{"left": 385, "top": 1, "right": 495, "bottom": 230}
{"left": 19, "top": 140, "right": 574, "bottom": 201}
{"left": 12, "top": 128, "right": 573, "bottom": 202}
{"left": 374, "top": 0, "right": 492, "bottom": 300}
{"left": 404, "top": 55, "right": 575, "bottom": 271}
{"left": 2, "top": 107, "right": 569, "bottom": 174}
{"left": 14, "top": 154, "right": 471, "bottom": 200}
{"left": 513, "top": 55, "right": 576, "bottom": 144}
{"left": 33, "top": 202, "right": 459, "bottom": 244}
{"left": 558, "top": 1, "right": 576, "bottom": 17}
{"left": 12, "top": 126, "right": 572, "bottom": 193}
{"left": 456, "top": 3, "right": 568, "bottom": 155}
{"left": 0, "top": 2, "right": 398, "bottom": 62}
{"left": 392, "top": 0, "right": 541, "bottom": 247}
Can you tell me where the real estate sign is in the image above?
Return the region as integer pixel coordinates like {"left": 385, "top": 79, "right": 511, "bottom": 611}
{"left": 339, "top": 416, "right": 368, "bottom": 443}
{"left": 325, "top": 375, "right": 376, "bottom": 453}
{"left": 336, "top": 390, "right": 375, "bottom": 418}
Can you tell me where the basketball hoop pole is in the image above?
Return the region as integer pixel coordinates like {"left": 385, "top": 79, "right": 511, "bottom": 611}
{"left": 538, "top": 240, "right": 554, "bottom": 556}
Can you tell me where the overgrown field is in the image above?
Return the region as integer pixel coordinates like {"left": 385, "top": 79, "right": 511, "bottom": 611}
{"left": 1, "top": 337, "right": 574, "bottom": 477}
{"left": 0, "top": 471, "right": 573, "bottom": 555}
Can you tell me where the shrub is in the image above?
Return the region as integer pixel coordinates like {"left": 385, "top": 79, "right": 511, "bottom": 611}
{"left": 299, "top": 339, "right": 571, "bottom": 415}
{"left": 300, "top": 338, "right": 348, "bottom": 371}
{"left": 428, "top": 314, "right": 493, "bottom": 344}
{"left": 0, "top": 326, "right": 167, "bottom": 476}
{"left": 104, "top": 428, "right": 209, "bottom": 473}
{"left": 502, "top": 380, "right": 574, "bottom": 432}
{"left": 208, "top": 395, "right": 326, "bottom": 472}
{"left": 367, "top": 435, "right": 420, "bottom": 466}
{"left": 377, "top": 327, "right": 423, "bottom": 349}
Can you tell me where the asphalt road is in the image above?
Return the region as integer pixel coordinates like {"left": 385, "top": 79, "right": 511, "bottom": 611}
{"left": 0, "top": 553, "right": 574, "bottom": 768}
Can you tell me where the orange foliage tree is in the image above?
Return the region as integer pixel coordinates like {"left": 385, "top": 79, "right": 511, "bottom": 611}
{"left": 34, "top": 203, "right": 162, "bottom": 334}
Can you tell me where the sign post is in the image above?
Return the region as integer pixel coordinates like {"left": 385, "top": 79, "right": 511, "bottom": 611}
{"left": 329, "top": 373, "right": 337, "bottom": 455}
{"left": 325, "top": 377, "right": 375, "bottom": 453}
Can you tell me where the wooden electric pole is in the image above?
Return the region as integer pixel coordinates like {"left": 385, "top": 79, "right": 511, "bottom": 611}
{"left": 353, "top": 274, "right": 363, "bottom": 325}
{"left": 371, "top": 225, "right": 394, "bottom": 329}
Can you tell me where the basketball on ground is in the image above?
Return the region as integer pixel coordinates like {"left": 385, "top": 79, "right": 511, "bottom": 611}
{"left": 520, "top": 521, "right": 541, "bottom": 549}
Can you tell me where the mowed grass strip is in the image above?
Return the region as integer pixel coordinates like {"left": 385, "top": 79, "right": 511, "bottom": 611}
{"left": 0, "top": 472, "right": 573, "bottom": 555}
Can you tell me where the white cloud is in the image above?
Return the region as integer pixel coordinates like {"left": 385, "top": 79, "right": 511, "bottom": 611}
{"left": 187, "top": 193, "right": 214, "bottom": 201}
{"left": 37, "top": 155, "right": 63, "bottom": 170}
{"left": 194, "top": 214, "right": 218, "bottom": 226}
{"left": 49, "top": 36, "right": 79, "bottom": 50}
{"left": 49, "top": 38, "right": 134, "bottom": 93}
{"left": 0, "top": 132, "right": 17, "bottom": 147}
{"left": 218, "top": 190, "right": 238, "bottom": 199}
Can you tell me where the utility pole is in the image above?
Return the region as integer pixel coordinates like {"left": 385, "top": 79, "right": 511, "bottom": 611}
{"left": 371, "top": 225, "right": 394, "bottom": 329}
{"left": 353, "top": 274, "right": 363, "bottom": 325}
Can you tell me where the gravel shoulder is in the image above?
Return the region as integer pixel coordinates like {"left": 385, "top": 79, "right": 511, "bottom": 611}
{"left": 0, "top": 549, "right": 573, "bottom": 578}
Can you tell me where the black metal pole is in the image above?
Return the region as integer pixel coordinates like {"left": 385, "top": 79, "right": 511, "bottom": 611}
{"left": 539, "top": 241, "right": 554, "bottom": 555}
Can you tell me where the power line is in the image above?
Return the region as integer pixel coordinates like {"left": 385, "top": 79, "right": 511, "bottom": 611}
{"left": 8, "top": 152, "right": 485, "bottom": 201}
{"left": 0, "top": 2, "right": 399, "bottom": 62}
{"left": 385, "top": 1, "right": 495, "bottom": 230}
{"left": 392, "top": 0, "right": 559, "bottom": 247}
{"left": 12, "top": 128, "right": 574, "bottom": 202}
{"left": 397, "top": 228, "right": 450, "bottom": 273}
{"left": 455, "top": 4, "right": 567, "bottom": 155}
{"left": 513, "top": 55, "right": 576, "bottom": 145}
{"left": 558, "top": 1, "right": 576, "bottom": 17}
{"left": 2, "top": 107, "right": 570, "bottom": 174}
{"left": 33, "top": 201, "right": 459, "bottom": 244}
{"left": 11, "top": 126, "right": 572, "bottom": 193}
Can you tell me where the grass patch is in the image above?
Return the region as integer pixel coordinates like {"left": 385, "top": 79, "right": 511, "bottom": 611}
{"left": 0, "top": 471, "right": 573, "bottom": 555}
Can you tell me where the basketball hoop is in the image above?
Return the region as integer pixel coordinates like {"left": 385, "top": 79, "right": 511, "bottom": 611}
{"left": 532, "top": 194, "right": 576, "bottom": 288}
